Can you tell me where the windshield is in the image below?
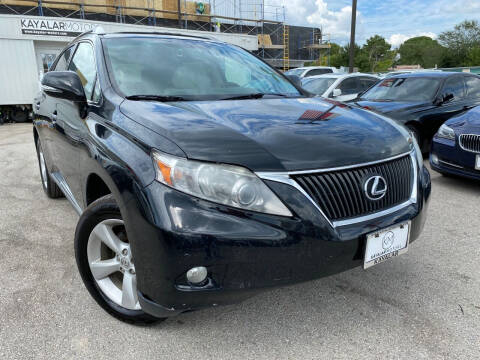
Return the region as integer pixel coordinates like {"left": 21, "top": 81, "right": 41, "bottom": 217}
{"left": 102, "top": 37, "right": 301, "bottom": 100}
{"left": 302, "top": 77, "right": 336, "bottom": 95}
{"left": 284, "top": 68, "right": 305, "bottom": 76}
{"left": 362, "top": 77, "right": 441, "bottom": 101}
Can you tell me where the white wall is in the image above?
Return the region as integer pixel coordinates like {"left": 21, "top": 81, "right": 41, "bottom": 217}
{"left": 0, "top": 39, "right": 38, "bottom": 105}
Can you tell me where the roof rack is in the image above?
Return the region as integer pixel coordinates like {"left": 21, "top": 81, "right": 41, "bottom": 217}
{"left": 104, "top": 31, "right": 212, "bottom": 40}
{"left": 69, "top": 29, "right": 93, "bottom": 43}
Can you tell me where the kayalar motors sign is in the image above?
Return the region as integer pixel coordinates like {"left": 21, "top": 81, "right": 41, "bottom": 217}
{"left": 21, "top": 18, "right": 98, "bottom": 37}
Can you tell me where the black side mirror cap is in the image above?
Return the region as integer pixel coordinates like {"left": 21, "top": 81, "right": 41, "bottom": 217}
{"left": 41, "top": 71, "right": 87, "bottom": 102}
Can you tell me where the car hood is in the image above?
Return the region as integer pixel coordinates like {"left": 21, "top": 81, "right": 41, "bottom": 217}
{"left": 352, "top": 100, "right": 431, "bottom": 118}
{"left": 446, "top": 106, "right": 480, "bottom": 132}
{"left": 120, "top": 97, "right": 411, "bottom": 172}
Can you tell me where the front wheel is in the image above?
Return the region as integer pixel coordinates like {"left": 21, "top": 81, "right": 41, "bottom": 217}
{"left": 74, "top": 194, "right": 164, "bottom": 325}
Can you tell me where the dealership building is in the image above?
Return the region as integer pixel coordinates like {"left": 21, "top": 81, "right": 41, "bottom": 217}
{"left": 0, "top": 14, "right": 259, "bottom": 120}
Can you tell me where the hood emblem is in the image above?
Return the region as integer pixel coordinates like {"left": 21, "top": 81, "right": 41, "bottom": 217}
{"left": 364, "top": 175, "right": 387, "bottom": 200}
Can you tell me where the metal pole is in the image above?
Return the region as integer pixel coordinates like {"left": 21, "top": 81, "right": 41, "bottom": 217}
{"left": 177, "top": 0, "right": 182, "bottom": 28}
{"left": 348, "top": 0, "right": 357, "bottom": 73}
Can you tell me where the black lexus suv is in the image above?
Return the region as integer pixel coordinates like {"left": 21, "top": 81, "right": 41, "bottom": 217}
{"left": 33, "top": 31, "right": 431, "bottom": 324}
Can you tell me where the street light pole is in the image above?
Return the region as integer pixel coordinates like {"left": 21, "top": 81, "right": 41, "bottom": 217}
{"left": 348, "top": 0, "right": 357, "bottom": 73}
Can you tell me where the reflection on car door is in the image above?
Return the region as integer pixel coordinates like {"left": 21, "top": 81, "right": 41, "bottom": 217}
{"left": 464, "top": 75, "right": 480, "bottom": 110}
{"left": 35, "top": 44, "right": 76, "bottom": 173}
{"left": 52, "top": 42, "right": 97, "bottom": 203}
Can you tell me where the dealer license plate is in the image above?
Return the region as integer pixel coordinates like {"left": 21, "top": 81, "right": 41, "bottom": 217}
{"left": 475, "top": 155, "right": 480, "bottom": 170}
{"left": 364, "top": 222, "right": 410, "bottom": 269}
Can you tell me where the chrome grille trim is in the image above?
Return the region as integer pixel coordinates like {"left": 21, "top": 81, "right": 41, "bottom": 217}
{"left": 459, "top": 134, "right": 480, "bottom": 153}
{"left": 256, "top": 151, "right": 417, "bottom": 228}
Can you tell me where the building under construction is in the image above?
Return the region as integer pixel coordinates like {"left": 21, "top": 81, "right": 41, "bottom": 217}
{"left": 0, "top": 0, "right": 331, "bottom": 119}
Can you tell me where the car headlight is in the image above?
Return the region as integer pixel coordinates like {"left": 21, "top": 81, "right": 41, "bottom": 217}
{"left": 152, "top": 150, "right": 292, "bottom": 217}
{"left": 437, "top": 124, "right": 455, "bottom": 141}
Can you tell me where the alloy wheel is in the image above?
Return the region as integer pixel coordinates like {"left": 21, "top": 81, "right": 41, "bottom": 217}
{"left": 86, "top": 219, "right": 140, "bottom": 310}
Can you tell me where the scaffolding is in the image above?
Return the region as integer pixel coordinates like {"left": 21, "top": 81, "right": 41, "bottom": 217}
{"left": 301, "top": 28, "right": 331, "bottom": 65}
{"left": 0, "top": 0, "right": 320, "bottom": 68}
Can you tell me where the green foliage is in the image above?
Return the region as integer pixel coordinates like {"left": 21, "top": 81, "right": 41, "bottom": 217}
{"left": 363, "top": 35, "right": 394, "bottom": 72}
{"left": 466, "top": 47, "right": 480, "bottom": 66}
{"left": 303, "top": 20, "right": 480, "bottom": 72}
{"left": 438, "top": 20, "right": 480, "bottom": 66}
{"left": 398, "top": 36, "right": 445, "bottom": 68}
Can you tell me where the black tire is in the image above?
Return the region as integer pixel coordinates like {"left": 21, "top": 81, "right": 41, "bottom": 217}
{"left": 74, "top": 194, "right": 164, "bottom": 325}
{"left": 35, "top": 139, "right": 64, "bottom": 198}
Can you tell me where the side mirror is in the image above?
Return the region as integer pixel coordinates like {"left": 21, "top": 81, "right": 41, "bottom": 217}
{"left": 434, "top": 93, "right": 454, "bottom": 106}
{"left": 285, "top": 74, "right": 302, "bottom": 88}
{"left": 41, "top": 71, "right": 86, "bottom": 102}
{"left": 332, "top": 88, "right": 342, "bottom": 97}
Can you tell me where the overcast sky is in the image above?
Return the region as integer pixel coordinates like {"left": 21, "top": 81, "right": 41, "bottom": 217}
{"left": 265, "top": 0, "right": 480, "bottom": 47}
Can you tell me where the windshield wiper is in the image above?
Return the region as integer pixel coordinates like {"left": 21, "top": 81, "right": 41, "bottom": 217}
{"left": 220, "top": 93, "right": 289, "bottom": 100}
{"left": 125, "top": 95, "right": 186, "bottom": 102}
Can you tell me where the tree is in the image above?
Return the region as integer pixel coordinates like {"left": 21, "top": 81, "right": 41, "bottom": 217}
{"left": 438, "top": 20, "right": 480, "bottom": 66}
{"left": 467, "top": 47, "right": 480, "bottom": 66}
{"left": 363, "top": 35, "right": 394, "bottom": 72}
{"left": 304, "top": 43, "right": 346, "bottom": 67}
{"left": 398, "top": 36, "right": 445, "bottom": 68}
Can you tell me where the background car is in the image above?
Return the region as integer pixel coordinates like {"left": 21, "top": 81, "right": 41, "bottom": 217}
{"left": 301, "top": 73, "right": 379, "bottom": 102}
{"left": 351, "top": 72, "right": 480, "bottom": 152}
{"left": 430, "top": 105, "right": 480, "bottom": 180}
{"left": 379, "top": 69, "right": 443, "bottom": 78}
{"left": 285, "top": 66, "right": 342, "bottom": 78}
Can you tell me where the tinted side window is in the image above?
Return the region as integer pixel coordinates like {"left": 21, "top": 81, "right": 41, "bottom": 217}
{"left": 441, "top": 76, "right": 465, "bottom": 101}
{"left": 338, "top": 78, "right": 360, "bottom": 95}
{"left": 306, "top": 69, "right": 333, "bottom": 77}
{"left": 53, "top": 46, "right": 75, "bottom": 72}
{"left": 359, "top": 77, "right": 377, "bottom": 92}
{"left": 465, "top": 76, "right": 480, "bottom": 98}
{"left": 68, "top": 42, "right": 96, "bottom": 99}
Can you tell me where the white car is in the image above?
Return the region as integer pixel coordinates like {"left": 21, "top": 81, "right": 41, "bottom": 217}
{"left": 285, "top": 66, "right": 342, "bottom": 78}
{"left": 301, "top": 73, "right": 380, "bottom": 102}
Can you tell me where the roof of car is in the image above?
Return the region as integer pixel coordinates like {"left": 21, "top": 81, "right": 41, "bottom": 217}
{"left": 303, "top": 73, "right": 378, "bottom": 80}
{"left": 388, "top": 71, "right": 463, "bottom": 78}
{"left": 71, "top": 30, "right": 218, "bottom": 43}
{"left": 295, "top": 66, "right": 336, "bottom": 70}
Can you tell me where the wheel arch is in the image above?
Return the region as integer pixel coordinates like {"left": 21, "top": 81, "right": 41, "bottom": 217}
{"left": 85, "top": 173, "right": 112, "bottom": 206}
{"left": 33, "top": 126, "right": 39, "bottom": 145}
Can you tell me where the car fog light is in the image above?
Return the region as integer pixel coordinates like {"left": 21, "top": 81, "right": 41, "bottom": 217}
{"left": 186, "top": 266, "right": 208, "bottom": 284}
{"left": 431, "top": 154, "right": 439, "bottom": 165}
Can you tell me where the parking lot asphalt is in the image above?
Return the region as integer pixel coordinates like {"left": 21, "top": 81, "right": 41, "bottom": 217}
{"left": 1, "top": 123, "right": 480, "bottom": 360}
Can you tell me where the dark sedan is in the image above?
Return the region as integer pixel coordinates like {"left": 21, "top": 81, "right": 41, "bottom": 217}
{"left": 430, "top": 105, "right": 480, "bottom": 180}
{"left": 352, "top": 72, "right": 480, "bottom": 152}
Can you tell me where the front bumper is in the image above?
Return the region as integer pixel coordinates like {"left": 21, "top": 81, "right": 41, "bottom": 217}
{"left": 430, "top": 136, "right": 480, "bottom": 180}
{"left": 122, "top": 165, "right": 431, "bottom": 318}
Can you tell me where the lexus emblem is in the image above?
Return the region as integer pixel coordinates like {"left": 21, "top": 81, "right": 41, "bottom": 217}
{"left": 364, "top": 175, "right": 387, "bottom": 200}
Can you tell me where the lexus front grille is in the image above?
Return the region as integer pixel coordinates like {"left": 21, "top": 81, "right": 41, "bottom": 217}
{"left": 291, "top": 155, "right": 414, "bottom": 222}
